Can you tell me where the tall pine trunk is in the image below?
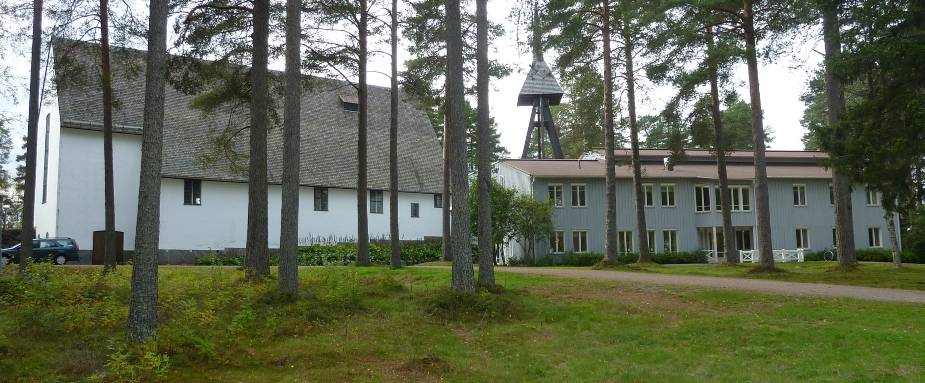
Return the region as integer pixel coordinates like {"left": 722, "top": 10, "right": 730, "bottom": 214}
{"left": 126, "top": 0, "right": 168, "bottom": 342}
{"left": 21, "top": 0, "right": 43, "bottom": 274}
{"left": 356, "top": 0, "right": 370, "bottom": 266}
{"left": 100, "top": 0, "right": 116, "bottom": 272}
{"left": 442, "top": 115, "right": 451, "bottom": 262}
{"left": 389, "top": 0, "right": 401, "bottom": 269}
{"left": 278, "top": 0, "right": 301, "bottom": 293}
{"left": 245, "top": 0, "right": 271, "bottom": 280}
{"left": 476, "top": 0, "right": 494, "bottom": 287}
{"left": 620, "top": 17, "right": 650, "bottom": 263}
{"left": 445, "top": 0, "right": 474, "bottom": 294}
{"left": 885, "top": 210, "right": 901, "bottom": 268}
{"left": 742, "top": 0, "right": 774, "bottom": 268}
{"left": 822, "top": 0, "right": 857, "bottom": 267}
{"left": 707, "top": 26, "right": 738, "bottom": 264}
{"left": 601, "top": 0, "right": 618, "bottom": 264}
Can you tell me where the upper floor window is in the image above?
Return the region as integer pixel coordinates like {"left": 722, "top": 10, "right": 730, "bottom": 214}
{"left": 643, "top": 184, "right": 654, "bottom": 207}
{"left": 548, "top": 184, "right": 563, "bottom": 207}
{"left": 660, "top": 184, "right": 676, "bottom": 207}
{"left": 714, "top": 187, "right": 722, "bottom": 211}
{"left": 434, "top": 194, "right": 443, "bottom": 209}
{"left": 695, "top": 185, "right": 711, "bottom": 212}
{"left": 314, "top": 187, "right": 329, "bottom": 211}
{"left": 729, "top": 186, "right": 751, "bottom": 212}
{"left": 411, "top": 202, "right": 420, "bottom": 218}
{"left": 550, "top": 231, "right": 565, "bottom": 254}
{"left": 572, "top": 230, "right": 588, "bottom": 253}
{"left": 792, "top": 185, "right": 807, "bottom": 206}
{"left": 868, "top": 227, "right": 882, "bottom": 247}
{"left": 618, "top": 231, "right": 634, "bottom": 255}
{"left": 370, "top": 190, "right": 384, "bottom": 214}
{"left": 662, "top": 230, "right": 678, "bottom": 253}
{"left": 866, "top": 188, "right": 881, "bottom": 206}
{"left": 184, "top": 179, "right": 201, "bottom": 205}
{"left": 795, "top": 228, "right": 810, "bottom": 249}
{"left": 571, "top": 184, "right": 587, "bottom": 207}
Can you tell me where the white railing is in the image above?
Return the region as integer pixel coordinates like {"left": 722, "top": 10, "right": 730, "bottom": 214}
{"left": 739, "top": 249, "right": 805, "bottom": 263}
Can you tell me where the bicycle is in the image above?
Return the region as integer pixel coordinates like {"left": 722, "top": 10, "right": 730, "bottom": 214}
{"left": 823, "top": 249, "right": 836, "bottom": 262}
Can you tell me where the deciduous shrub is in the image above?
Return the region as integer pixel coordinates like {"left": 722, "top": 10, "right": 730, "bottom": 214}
{"left": 194, "top": 242, "right": 442, "bottom": 266}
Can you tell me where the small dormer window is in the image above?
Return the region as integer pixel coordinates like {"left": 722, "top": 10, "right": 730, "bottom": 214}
{"left": 340, "top": 95, "right": 359, "bottom": 112}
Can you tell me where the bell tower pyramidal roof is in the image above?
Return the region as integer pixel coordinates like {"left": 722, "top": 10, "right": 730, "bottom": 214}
{"left": 517, "top": 8, "right": 564, "bottom": 107}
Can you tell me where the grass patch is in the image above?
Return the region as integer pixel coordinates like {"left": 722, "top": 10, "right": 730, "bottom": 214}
{"left": 2, "top": 264, "right": 925, "bottom": 382}
{"left": 588, "top": 261, "right": 925, "bottom": 290}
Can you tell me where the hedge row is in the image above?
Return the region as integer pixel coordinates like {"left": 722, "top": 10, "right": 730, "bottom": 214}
{"left": 195, "top": 242, "right": 442, "bottom": 266}
{"left": 526, "top": 251, "right": 708, "bottom": 266}
{"left": 805, "top": 248, "right": 925, "bottom": 264}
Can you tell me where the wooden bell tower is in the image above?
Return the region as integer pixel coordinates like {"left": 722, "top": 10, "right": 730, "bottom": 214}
{"left": 518, "top": 11, "right": 565, "bottom": 159}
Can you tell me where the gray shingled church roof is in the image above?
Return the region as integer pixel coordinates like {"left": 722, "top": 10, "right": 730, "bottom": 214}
{"left": 53, "top": 40, "right": 443, "bottom": 194}
{"left": 517, "top": 59, "right": 564, "bottom": 106}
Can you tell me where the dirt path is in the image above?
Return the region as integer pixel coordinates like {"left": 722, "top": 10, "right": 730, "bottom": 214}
{"left": 421, "top": 266, "right": 925, "bottom": 304}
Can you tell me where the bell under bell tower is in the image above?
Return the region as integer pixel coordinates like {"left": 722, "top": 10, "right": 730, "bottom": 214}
{"left": 518, "top": 8, "right": 564, "bottom": 159}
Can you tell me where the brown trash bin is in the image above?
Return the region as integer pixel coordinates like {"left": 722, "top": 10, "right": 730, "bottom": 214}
{"left": 92, "top": 230, "right": 124, "bottom": 265}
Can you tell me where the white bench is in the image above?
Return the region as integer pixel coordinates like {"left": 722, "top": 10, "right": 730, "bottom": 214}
{"left": 739, "top": 249, "right": 805, "bottom": 263}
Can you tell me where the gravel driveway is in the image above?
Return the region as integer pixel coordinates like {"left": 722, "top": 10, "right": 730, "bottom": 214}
{"left": 422, "top": 266, "right": 925, "bottom": 304}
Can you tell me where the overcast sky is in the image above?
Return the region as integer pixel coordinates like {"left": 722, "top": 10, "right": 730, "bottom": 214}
{"left": 0, "top": 1, "right": 825, "bottom": 175}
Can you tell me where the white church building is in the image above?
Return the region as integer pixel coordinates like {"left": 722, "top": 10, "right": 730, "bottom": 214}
{"left": 33, "top": 40, "right": 444, "bottom": 259}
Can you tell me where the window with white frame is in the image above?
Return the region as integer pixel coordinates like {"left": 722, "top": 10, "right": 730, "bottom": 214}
{"left": 662, "top": 230, "right": 678, "bottom": 253}
{"left": 548, "top": 184, "right": 563, "bottom": 207}
{"left": 793, "top": 185, "right": 807, "bottom": 206}
{"left": 729, "top": 186, "right": 751, "bottom": 211}
{"left": 868, "top": 227, "right": 882, "bottom": 247}
{"left": 572, "top": 230, "right": 588, "bottom": 253}
{"left": 647, "top": 230, "right": 656, "bottom": 253}
{"left": 618, "top": 231, "right": 633, "bottom": 254}
{"left": 866, "top": 188, "right": 881, "bottom": 206}
{"left": 714, "top": 187, "right": 722, "bottom": 211}
{"left": 660, "top": 184, "right": 676, "bottom": 207}
{"left": 643, "top": 184, "right": 654, "bottom": 207}
{"left": 695, "top": 185, "right": 711, "bottom": 212}
{"left": 795, "top": 228, "right": 810, "bottom": 249}
{"left": 571, "top": 184, "right": 587, "bottom": 207}
{"left": 550, "top": 231, "right": 565, "bottom": 254}
{"left": 370, "top": 190, "right": 384, "bottom": 214}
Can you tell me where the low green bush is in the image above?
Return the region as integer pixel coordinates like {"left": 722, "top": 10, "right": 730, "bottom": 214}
{"left": 616, "top": 251, "right": 708, "bottom": 265}
{"left": 194, "top": 242, "right": 442, "bottom": 266}
{"left": 803, "top": 248, "right": 925, "bottom": 264}
{"left": 530, "top": 251, "right": 707, "bottom": 266}
{"left": 421, "top": 288, "right": 524, "bottom": 322}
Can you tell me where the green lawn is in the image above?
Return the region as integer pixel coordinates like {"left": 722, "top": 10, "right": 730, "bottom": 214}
{"left": 2, "top": 264, "right": 924, "bottom": 382}
{"left": 592, "top": 261, "right": 925, "bottom": 290}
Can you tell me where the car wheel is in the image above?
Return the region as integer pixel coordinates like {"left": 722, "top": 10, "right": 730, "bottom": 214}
{"left": 54, "top": 255, "right": 67, "bottom": 265}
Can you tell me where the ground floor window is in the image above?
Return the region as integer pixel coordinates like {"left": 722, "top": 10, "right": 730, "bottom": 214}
{"left": 868, "top": 227, "right": 882, "bottom": 247}
{"left": 647, "top": 230, "right": 656, "bottom": 253}
{"left": 795, "top": 228, "right": 810, "bottom": 249}
{"left": 550, "top": 231, "right": 565, "bottom": 254}
{"left": 434, "top": 194, "right": 442, "bottom": 208}
{"left": 572, "top": 231, "right": 588, "bottom": 253}
{"left": 314, "top": 187, "right": 329, "bottom": 211}
{"left": 832, "top": 228, "right": 838, "bottom": 248}
{"left": 184, "top": 179, "right": 201, "bottom": 205}
{"left": 410, "top": 203, "right": 420, "bottom": 218}
{"left": 370, "top": 190, "right": 384, "bottom": 214}
{"left": 618, "top": 231, "right": 633, "bottom": 254}
{"left": 662, "top": 230, "right": 678, "bottom": 253}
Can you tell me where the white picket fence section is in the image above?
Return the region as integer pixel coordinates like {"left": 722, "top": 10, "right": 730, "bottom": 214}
{"left": 739, "top": 249, "right": 805, "bottom": 263}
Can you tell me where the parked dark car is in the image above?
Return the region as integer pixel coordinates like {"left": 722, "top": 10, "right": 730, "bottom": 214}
{"left": 1, "top": 238, "right": 80, "bottom": 265}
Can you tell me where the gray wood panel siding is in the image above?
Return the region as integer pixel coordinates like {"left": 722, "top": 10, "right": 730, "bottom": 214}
{"left": 497, "top": 162, "right": 898, "bottom": 259}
